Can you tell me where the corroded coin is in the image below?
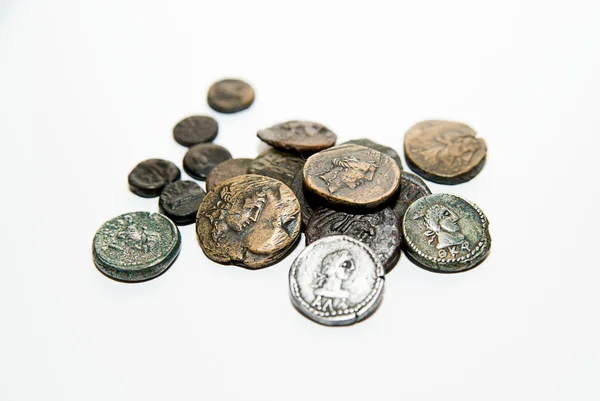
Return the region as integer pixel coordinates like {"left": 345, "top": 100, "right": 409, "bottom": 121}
{"left": 173, "top": 115, "right": 218, "bottom": 147}
{"left": 390, "top": 171, "right": 432, "bottom": 224}
{"left": 404, "top": 120, "right": 486, "bottom": 184}
{"left": 343, "top": 138, "right": 403, "bottom": 170}
{"left": 257, "top": 120, "right": 336, "bottom": 153}
{"left": 303, "top": 144, "right": 401, "bottom": 208}
{"left": 128, "top": 159, "right": 181, "bottom": 198}
{"left": 403, "top": 193, "right": 491, "bottom": 273}
{"left": 305, "top": 207, "right": 401, "bottom": 273}
{"left": 92, "top": 211, "right": 181, "bottom": 282}
{"left": 290, "top": 170, "right": 319, "bottom": 229}
{"left": 183, "top": 143, "right": 232, "bottom": 180}
{"left": 195, "top": 174, "right": 301, "bottom": 269}
{"left": 158, "top": 180, "right": 206, "bottom": 225}
{"left": 289, "top": 235, "right": 385, "bottom": 326}
{"left": 206, "top": 158, "right": 253, "bottom": 192}
{"left": 247, "top": 149, "right": 305, "bottom": 188}
{"left": 207, "top": 79, "right": 255, "bottom": 113}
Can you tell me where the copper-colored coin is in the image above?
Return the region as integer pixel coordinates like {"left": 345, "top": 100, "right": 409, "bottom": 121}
{"left": 195, "top": 174, "right": 301, "bottom": 269}
{"left": 257, "top": 121, "right": 337, "bottom": 153}
{"left": 303, "top": 144, "right": 401, "bottom": 208}
{"left": 343, "top": 138, "right": 403, "bottom": 170}
{"left": 247, "top": 149, "right": 305, "bottom": 188}
{"left": 404, "top": 120, "right": 487, "bottom": 184}
{"left": 206, "top": 158, "right": 253, "bottom": 192}
{"left": 207, "top": 79, "right": 255, "bottom": 114}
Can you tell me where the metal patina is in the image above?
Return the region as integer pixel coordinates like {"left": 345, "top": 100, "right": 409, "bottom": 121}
{"left": 257, "top": 120, "right": 336, "bottom": 153}
{"left": 183, "top": 143, "right": 232, "bottom": 180}
{"left": 343, "top": 138, "right": 403, "bottom": 170}
{"left": 128, "top": 159, "right": 181, "bottom": 198}
{"left": 173, "top": 115, "right": 218, "bottom": 147}
{"left": 206, "top": 158, "right": 253, "bottom": 192}
{"left": 247, "top": 148, "right": 305, "bottom": 188}
{"left": 207, "top": 79, "right": 255, "bottom": 113}
{"left": 158, "top": 180, "right": 206, "bottom": 225}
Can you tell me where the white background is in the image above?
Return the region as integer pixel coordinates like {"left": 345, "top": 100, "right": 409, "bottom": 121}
{"left": 1, "top": 1, "right": 599, "bottom": 400}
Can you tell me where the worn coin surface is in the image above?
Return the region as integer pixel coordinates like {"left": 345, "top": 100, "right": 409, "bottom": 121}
{"left": 343, "top": 138, "right": 403, "bottom": 170}
{"left": 128, "top": 159, "right": 181, "bottom": 198}
{"left": 257, "top": 120, "right": 337, "bottom": 153}
{"left": 173, "top": 115, "right": 218, "bottom": 147}
{"left": 196, "top": 174, "right": 301, "bottom": 269}
{"left": 303, "top": 144, "right": 401, "bottom": 208}
{"left": 289, "top": 235, "right": 385, "bottom": 326}
{"left": 247, "top": 149, "right": 305, "bottom": 188}
{"left": 183, "top": 143, "right": 232, "bottom": 180}
{"left": 158, "top": 180, "right": 206, "bottom": 225}
{"left": 92, "top": 211, "right": 181, "bottom": 282}
{"left": 404, "top": 120, "right": 487, "bottom": 184}
{"left": 391, "top": 171, "right": 432, "bottom": 224}
{"left": 206, "top": 158, "right": 253, "bottom": 192}
{"left": 403, "top": 193, "right": 491, "bottom": 273}
{"left": 290, "top": 170, "right": 320, "bottom": 229}
{"left": 306, "top": 207, "right": 401, "bottom": 273}
{"left": 207, "top": 79, "right": 255, "bottom": 113}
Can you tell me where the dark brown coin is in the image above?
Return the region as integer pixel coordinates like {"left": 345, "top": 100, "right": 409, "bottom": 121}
{"left": 196, "top": 174, "right": 301, "bottom": 269}
{"left": 306, "top": 207, "right": 401, "bottom": 273}
{"left": 290, "top": 170, "right": 321, "bottom": 230}
{"left": 183, "top": 143, "right": 232, "bottom": 180}
{"left": 404, "top": 120, "right": 487, "bottom": 184}
{"left": 206, "top": 158, "right": 253, "bottom": 192}
{"left": 390, "top": 171, "right": 432, "bottom": 224}
{"left": 257, "top": 121, "right": 337, "bottom": 153}
{"left": 173, "top": 115, "right": 218, "bottom": 147}
{"left": 343, "top": 138, "right": 403, "bottom": 170}
{"left": 128, "top": 159, "right": 181, "bottom": 198}
{"left": 247, "top": 149, "right": 305, "bottom": 188}
{"left": 158, "top": 180, "right": 206, "bottom": 225}
{"left": 303, "top": 144, "right": 401, "bottom": 208}
{"left": 207, "top": 79, "right": 255, "bottom": 113}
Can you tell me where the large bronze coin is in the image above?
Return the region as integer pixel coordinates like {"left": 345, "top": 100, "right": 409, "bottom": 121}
{"left": 195, "top": 174, "right": 301, "bottom": 269}
{"left": 303, "top": 144, "right": 401, "bottom": 208}
{"left": 390, "top": 171, "right": 432, "bottom": 224}
{"left": 343, "top": 138, "right": 403, "bottom": 170}
{"left": 173, "top": 115, "right": 218, "bottom": 147}
{"left": 404, "top": 120, "right": 486, "bottom": 184}
{"left": 207, "top": 79, "right": 255, "bottom": 113}
{"left": 247, "top": 149, "right": 305, "bottom": 188}
{"left": 257, "top": 121, "right": 336, "bottom": 153}
{"left": 206, "top": 158, "right": 253, "bottom": 192}
{"left": 128, "top": 159, "right": 181, "bottom": 198}
{"left": 183, "top": 143, "right": 232, "bottom": 180}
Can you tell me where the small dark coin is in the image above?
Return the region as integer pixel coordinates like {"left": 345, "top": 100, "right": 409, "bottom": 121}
{"left": 173, "top": 115, "right": 218, "bottom": 147}
{"left": 303, "top": 144, "right": 401, "bottom": 208}
{"left": 206, "top": 158, "right": 253, "bottom": 192}
{"left": 92, "top": 211, "right": 181, "bottom": 282}
{"left": 183, "top": 143, "right": 232, "bottom": 180}
{"left": 306, "top": 207, "right": 401, "bottom": 273}
{"left": 257, "top": 120, "right": 337, "bottom": 153}
{"left": 196, "top": 174, "right": 302, "bottom": 269}
{"left": 247, "top": 149, "right": 305, "bottom": 188}
{"left": 158, "top": 180, "right": 206, "bottom": 225}
{"left": 343, "top": 138, "right": 403, "bottom": 170}
{"left": 390, "top": 171, "right": 432, "bottom": 224}
{"left": 289, "top": 235, "right": 385, "bottom": 326}
{"left": 404, "top": 120, "right": 487, "bottom": 184}
{"left": 403, "top": 193, "right": 491, "bottom": 273}
{"left": 128, "top": 159, "right": 181, "bottom": 198}
{"left": 290, "top": 170, "right": 320, "bottom": 230}
{"left": 207, "top": 79, "right": 255, "bottom": 113}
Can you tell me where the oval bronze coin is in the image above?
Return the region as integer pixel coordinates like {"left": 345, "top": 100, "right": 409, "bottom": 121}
{"left": 247, "top": 148, "right": 305, "bottom": 188}
{"left": 207, "top": 79, "right": 255, "bottom": 113}
{"left": 257, "top": 120, "right": 337, "bottom": 153}
{"left": 183, "top": 143, "right": 232, "bottom": 181}
{"left": 206, "top": 158, "right": 253, "bottom": 192}
{"left": 173, "top": 115, "right": 218, "bottom": 147}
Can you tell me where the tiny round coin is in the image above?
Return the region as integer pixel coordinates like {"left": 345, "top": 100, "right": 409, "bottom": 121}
{"left": 206, "top": 158, "right": 253, "bottom": 192}
{"left": 158, "top": 180, "right": 206, "bottom": 225}
{"left": 247, "top": 148, "right": 305, "bottom": 188}
{"left": 306, "top": 207, "right": 401, "bottom": 273}
{"left": 390, "top": 171, "right": 432, "bottom": 224}
{"left": 343, "top": 138, "right": 403, "bottom": 170}
{"left": 207, "top": 79, "right": 255, "bottom": 113}
{"left": 290, "top": 170, "right": 320, "bottom": 229}
{"left": 128, "top": 159, "right": 181, "bottom": 198}
{"left": 404, "top": 120, "right": 487, "bottom": 184}
{"left": 92, "top": 211, "right": 181, "bottom": 282}
{"left": 403, "top": 193, "right": 491, "bottom": 273}
{"left": 173, "top": 115, "right": 218, "bottom": 147}
{"left": 289, "top": 235, "right": 385, "bottom": 326}
{"left": 257, "top": 120, "right": 337, "bottom": 153}
{"left": 303, "top": 144, "right": 401, "bottom": 208}
{"left": 183, "top": 143, "right": 232, "bottom": 180}
{"left": 196, "top": 174, "right": 301, "bottom": 269}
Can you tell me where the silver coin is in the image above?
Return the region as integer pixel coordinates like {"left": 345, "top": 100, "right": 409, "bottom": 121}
{"left": 402, "top": 194, "right": 491, "bottom": 273}
{"left": 92, "top": 211, "right": 181, "bottom": 282}
{"left": 289, "top": 235, "right": 385, "bottom": 326}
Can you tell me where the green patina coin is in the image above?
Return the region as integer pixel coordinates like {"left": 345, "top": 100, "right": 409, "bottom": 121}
{"left": 92, "top": 211, "right": 181, "bottom": 282}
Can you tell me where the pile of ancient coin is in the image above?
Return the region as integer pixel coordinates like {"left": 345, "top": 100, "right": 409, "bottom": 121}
{"left": 92, "top": 78, "right": 492, "bottom": 326}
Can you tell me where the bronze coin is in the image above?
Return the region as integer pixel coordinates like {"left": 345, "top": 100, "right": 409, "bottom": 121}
{"left": 303, "top": 144, "right": 401, "bottom": 208}
{"left": 257, "top": 120, "right": 337, "bottom": 153}
{"left": 390, "top": 171, "right": 432, "bottom": 224}
{"left": 206, "top": 158, "right": 253, "bottom": 192}
{"left": 404, "top": 120, "right": 487, "bottom": 184}
{"left": 128, "top": 159, "right": 181, "bottom": 198}
{"left": 290, "top": 170, "right": 321, "bottom": 230}
{"left": 207, "top": 79, "right": 255, "bottom": 114}
{"left": 343, "top": 138, "right": 403, "bottom": 170}
{"left": 195, "top": 174, "right": 301, "bottom": 269}
{"left": 173, "top": 115, "right": 218, "bottom": 147}
{"left": 247, "top": 149, "right": 305, "bottom": 188}
{"left": 305, "top": 207, "right": 401, "bottom": 273}
{"left": 183, "top": 143, "right": 232, "bottom": 181}
{"left": 158, "top": 180, "right": 206, "bottom": 225}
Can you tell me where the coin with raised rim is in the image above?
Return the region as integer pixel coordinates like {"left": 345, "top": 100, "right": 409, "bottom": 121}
{"left": 207, "top": 79, "right": 255, "bottom": 113}
{"left": 257, "top": 120, "right": 336, "bottom": 153}
{"left": 128, "top": 159, "right": 181, "bottom": 198}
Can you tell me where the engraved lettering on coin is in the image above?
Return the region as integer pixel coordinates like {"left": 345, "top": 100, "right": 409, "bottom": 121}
{"left": 247, "top": 149, "right": 305, "bottom": 188}
{"left": 158, "top": 180, "right": 206, "bottom": 225}
{"left": 206, "top": 158, "right": 253, "bottom": 192}
{"left": 257, "top": 120, "right": 337, "bottom": 153}
{"left": 183, "top": 143, "right": 232, "bottom": 180}
{"left": 207, "top": 79, "right": 255, "bottom": 114}
{"left": 343, "top": 138, "right": 403, "bottom": 170}
{"left": 128, "top": 159, "right": 181, "bottom": 198}
{"left": 173, "top": 115, "right": 218, "bottom": 147}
